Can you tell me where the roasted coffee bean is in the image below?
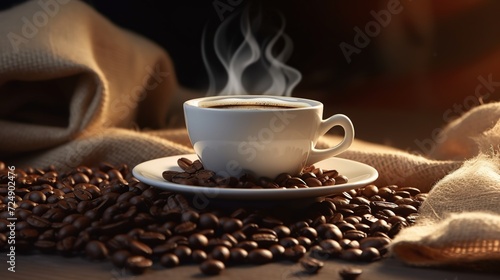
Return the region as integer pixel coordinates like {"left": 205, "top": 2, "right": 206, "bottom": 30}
{"left": 361, "top": 185, "right": 379, "bottom": 197}
{"left": 298, "top": 227, "right": 317, "bottom": 240}
{"left": 3, "top": 162, "right": 430, "bottom": 273}
{"left": 334, "top": 175, "right": 348, "bottom": 184}
{"left": 284, "top": 177, "right": 307, "bottom": 188}
{"left": 18, "top": 200, "right": 37, "bottom": 210}
{"left": 19, "top": 228, "right": 38, "bottom": 240}
{"left": 241, "top": 223, "right": 259, "bottom": 235}
{"left": 283, "top": 244, "right": 306, "bottom": 262}
{"left": 138, "top": 231, "right": 166, "bottom": 246}
{"left": 360, "top": 247, "right": 381, "bottom": 262}
{"left": 222, "top": 218, "right": 243, "bottom": 233}
{"left": 127, "top": 239, "right": 152, "bottom": 257}
{"left": 343, "top": 230, "right": 367, "bottom": 241}
{"left": 266, "top": 244, "right": 283, "bottom": 259}
{"left": 15, "top": 208, "right": 32, "bottom": 220}
{"left": 304, "top": 177, "right": 322, "bottom": 187}
{"left": 191, "top": 249, "right": 208, "bottom": 263}
{"left": 162, "top": 171, "right": 180, "bottom": 181}
{"left": 198, "top": 213, "right": 219, "bottom": 229}
{"left": 112, "top": 250, "right": 132, "bottom": 268}
{"left": 126, "top": 255, "right": 152, "bottom": 274}
{"left": 339, "top": 266, "right": 363, "bottom": 280}
{"left": 344, "top": 216, "right": 361, "bottom": 225}
{"left": 388, "top": 215, "right": 407, "bottom": 225}
{"left": 251, "top": 233, "right": 278, "bottom": 248}
{"left": 57, "top": 236, "right": 76, "bottom": 254}
{"left": 279, "top": 236, "right": 299, "bottom": 248}
{"left": 34, "top": 240, "right": 56, "bottom": 252}
{"left": 57, "top": 224, "right": 78, "bottom": 239}
{"left": 181, "top": 210, "right": 200, "bottom": 223}
{"left": 319, "top": 239, "right": 342, "bottom": 257}
{"left": 219, "top": 233, "right": 237, "bottom": 247}
{"left": 300, "top": 256, "right": 324, "bottom": 274}
{"left": 388, "top": 221, "right": 409, "bottom": 238}
{"left": 236, "top": 240, "right": 258, "bottom": 251}
{"left": 153, "top": 241, "right": 177, "bottom": 256}
{"left": 340, "top": 248, "right": 362, "bottom": 261}
{"left": 31, "top": 204, "right": 50, "bottom": 216}
{"left": 188, "top": 233, "right": 208, "bottom": 249}
{"left": 26, "top": 215, "right": 51, "bottom": 229}
{"left": 370, "top": 219, "right": 390, "bottom": 234}
{"left": 337, "top": 222, "right": 356, "bottom": 232}
{"left": 394, "top": 204, "right": 418, "bottom": 217}
{"left": 160, "top": 253, "right": 180, "bottom": 268}
{"left": 174, "top": 245, "right": 192, "bottom": 263}
{"left": 354, "top": 223, "right": 370, "bottom": 233}
{"left": 25, "top": 191, "right": 46, "bottom": 204}
{"left": 227, "top": 247, "right": 247, "bottom": 263}
{"left": 206, "top": 238, "right": 232, "bottom": 251}
{"left": 72, "top": 173, "right": 90, "bottom": 184}
{"left": 177, "top": 158, "right": 194, "bottom": 173}
{"left": 200, "top": 259, "right": 225, "bottom": 275}
{"left": 210, "top": 245, "right": 230, "bottom": 262}
{"left": 85, "top": 240, "right": 108, "bottom": 260}
{"left": 297, "top": 236, "right": 312, "bottom": 249}
{"left": 248, "top": 248, "right": 273, "bottom": 264}
{"left": 359, "top": 237, "right": 391, "bottom": 250}
{"left": 174, "top": 221, "right": 197, "bottom": 236}
{"left": 344, "top": 239, "right": 360, "bottom": 250}
{"left": 15, "top": 221, "right": 30, "bottom": 231}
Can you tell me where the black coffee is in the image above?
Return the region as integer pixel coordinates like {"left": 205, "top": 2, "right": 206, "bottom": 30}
{"left": 207, "top": 104, "right": 300, "bottom": 110}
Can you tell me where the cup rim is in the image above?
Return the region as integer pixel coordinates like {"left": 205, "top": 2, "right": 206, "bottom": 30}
{"left": 184, "top": 95, "right": 323, "bottom": 111}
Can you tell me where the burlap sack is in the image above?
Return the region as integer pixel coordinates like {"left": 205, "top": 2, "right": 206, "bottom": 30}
{"left": 1, "top": 0, "right": 499, "bottom": 270}
{"left": 0, "top": 0, "right": 193, "bottom": 169}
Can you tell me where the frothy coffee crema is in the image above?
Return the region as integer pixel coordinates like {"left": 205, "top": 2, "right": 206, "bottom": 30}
{"left": 200, "top": 97, "right": 310, "bottom": 110}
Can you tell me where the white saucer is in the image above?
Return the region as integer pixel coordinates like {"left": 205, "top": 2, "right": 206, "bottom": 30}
{"left": 132, "top": 154, "right": 378, "bottom": 200}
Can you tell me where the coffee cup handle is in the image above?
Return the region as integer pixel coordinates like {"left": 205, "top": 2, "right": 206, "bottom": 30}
{"left": 306, "top": 114, "right": 354, "bottom": 166}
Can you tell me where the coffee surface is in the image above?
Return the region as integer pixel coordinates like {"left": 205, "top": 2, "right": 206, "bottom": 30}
{"left": 207, "top": 104, "right": 298, "bottom": 110}
{"left": 198, "top": 97, "right": 311, "bottom": 110}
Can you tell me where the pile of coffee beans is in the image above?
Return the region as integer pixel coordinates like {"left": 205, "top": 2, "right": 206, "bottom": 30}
{"left": 0, "top": 160, "right": 426, "bottom": 277}
{"left": 162, "top": 157, "right": 348, "bottom": 188}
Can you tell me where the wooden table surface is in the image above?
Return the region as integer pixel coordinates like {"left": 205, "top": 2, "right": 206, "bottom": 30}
{"left": 3, "top": 253, "right": 498, "bottom": 280}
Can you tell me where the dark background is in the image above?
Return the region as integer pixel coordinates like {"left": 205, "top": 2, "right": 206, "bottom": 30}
{"left": 2, "top": 0, "right": 500, "bottom": 150}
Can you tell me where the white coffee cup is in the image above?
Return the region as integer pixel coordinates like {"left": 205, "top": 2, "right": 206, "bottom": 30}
{"left": 183, "top": 95, "right": 354, "bottom": 179}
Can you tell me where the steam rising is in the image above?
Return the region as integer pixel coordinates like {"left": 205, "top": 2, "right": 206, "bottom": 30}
{"left": 202, "top": 9, "right": 301, "bottom": 96}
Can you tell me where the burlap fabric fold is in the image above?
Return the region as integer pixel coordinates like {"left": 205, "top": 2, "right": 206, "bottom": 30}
{"left": 1, "top": 0, "right": 500, "bottom": 270}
